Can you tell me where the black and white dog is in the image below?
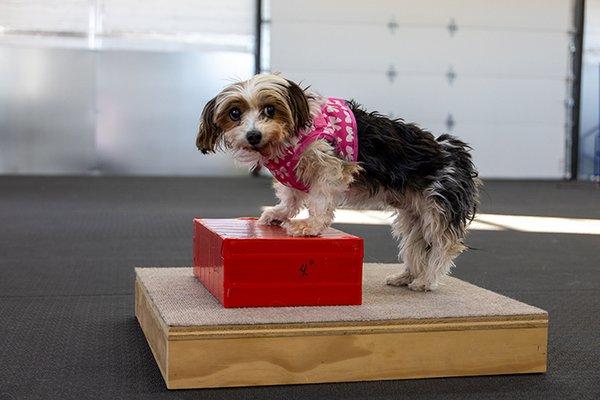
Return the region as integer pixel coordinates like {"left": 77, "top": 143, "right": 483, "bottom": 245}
{"left": 196, "top": 74, "right": 480, "bottom": 291}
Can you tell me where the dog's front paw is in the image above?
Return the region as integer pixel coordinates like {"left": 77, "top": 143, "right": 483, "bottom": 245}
{"left": 385, "top": 271, "right": 413, "bottom": 287}
{"left": 408, "top": 277, "right": 438, "bottom": 292}
{"left": 258, "top": 209, "right": 287, "bottom": 226}
{"left": 284, "top": 219, "right": 324, "bottom": 237}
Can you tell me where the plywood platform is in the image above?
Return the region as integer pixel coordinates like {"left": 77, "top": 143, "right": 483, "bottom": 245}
{"left": 135, "top": 264, "right": 548, "bottom": 389}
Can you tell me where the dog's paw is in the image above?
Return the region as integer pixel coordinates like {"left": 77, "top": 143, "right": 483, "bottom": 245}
{"left": 408, "top": 277, "right": 438, "bottom": 292}
{"left": 284, "top": 219, "right": 324, "bottom": 237}
{"left": 385, "top": 272, "right": 413, "bottom": 287}
{"left": 258, "top": 209, "right": 286, "bottom": 226}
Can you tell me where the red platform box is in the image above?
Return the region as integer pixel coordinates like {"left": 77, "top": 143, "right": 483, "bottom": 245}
{"left": 193, "top": 218, "right": 364, "bottom": 308}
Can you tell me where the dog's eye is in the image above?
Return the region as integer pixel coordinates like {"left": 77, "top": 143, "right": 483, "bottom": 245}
{"left": 264, "top": 105, "right": 275, "bottom": 118}
{"left": 229, "top": 107, "right": 241, "bottom": 121}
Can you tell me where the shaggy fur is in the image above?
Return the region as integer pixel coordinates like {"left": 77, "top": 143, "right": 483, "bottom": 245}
{"left": 196, "top": 74, "right": 480, "bottom": 291}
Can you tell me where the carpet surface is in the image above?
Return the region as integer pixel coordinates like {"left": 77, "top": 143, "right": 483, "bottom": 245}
{"left": 137, "top": 264, "right": 546, "bottom": 326}
{"left": 1, "top": 176, "right": 599, "bottom": 400}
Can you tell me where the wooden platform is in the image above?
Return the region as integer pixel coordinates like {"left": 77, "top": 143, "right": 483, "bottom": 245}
{"left": 135, "top": 264, "right": 548, "bottom": 389}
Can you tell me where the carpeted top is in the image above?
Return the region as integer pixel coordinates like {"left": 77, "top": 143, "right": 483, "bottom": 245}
{"left": 135, "top": 264, "right": 547, "bottom": 327}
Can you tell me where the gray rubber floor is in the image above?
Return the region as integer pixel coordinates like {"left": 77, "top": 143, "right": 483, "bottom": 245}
{"left": 1, "top": 176, "right": 599, "bottom": 399}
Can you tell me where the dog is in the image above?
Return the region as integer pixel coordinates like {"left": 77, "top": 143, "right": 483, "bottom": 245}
{"left": 196, "top": 74, "right": 480, "bottom": 291}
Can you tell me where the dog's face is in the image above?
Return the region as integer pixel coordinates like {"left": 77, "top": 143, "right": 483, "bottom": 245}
{"left": 196, "top": 74, "right": 311, "bottom": 157}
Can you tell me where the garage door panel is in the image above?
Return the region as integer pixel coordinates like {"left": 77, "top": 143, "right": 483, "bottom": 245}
{"left": 407, "top": 122, "right": 564, "bottom": 178}
{"left": 463, "top": 124, "right": 565, "bottom": 178}
{"left": 284, "top": 71, "right": 566, "bottom": 125}
{"left": 272, "top": 23, "right": 569, "bottom": 77}
{"left": 272, "top": 0, "right": 572, "bottom": 31}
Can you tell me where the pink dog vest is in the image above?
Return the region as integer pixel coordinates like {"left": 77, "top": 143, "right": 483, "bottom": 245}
{"left": 262, "top": 97, "right": 358, "bottom": 192}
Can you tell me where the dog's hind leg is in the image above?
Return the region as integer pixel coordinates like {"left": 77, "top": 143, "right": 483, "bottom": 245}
{"left": 386, "top": 209, "right": 428, "bottom": 287}
{"left": 408, "top": 204, "right": 466, "bottom": 291}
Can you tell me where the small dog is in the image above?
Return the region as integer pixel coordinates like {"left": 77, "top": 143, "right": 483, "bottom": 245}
{"left": 196, "top": 74, "right": 480, "bottom": 291}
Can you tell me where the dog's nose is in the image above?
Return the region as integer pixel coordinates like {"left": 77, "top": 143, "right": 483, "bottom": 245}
{"left": 246, "top": 130, "right": 262, "bottom": 146}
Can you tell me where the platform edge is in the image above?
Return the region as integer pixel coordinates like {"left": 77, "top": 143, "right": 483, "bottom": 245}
{"left": 166, "top": 325, "right": 548, "bottom": 389}
{"left": 135, "top": 278, "right": 171, "bottom": 387}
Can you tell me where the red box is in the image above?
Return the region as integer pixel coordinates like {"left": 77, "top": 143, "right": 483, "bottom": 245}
{"left": 193, "top": 218, "right": 363, "bottom": 308}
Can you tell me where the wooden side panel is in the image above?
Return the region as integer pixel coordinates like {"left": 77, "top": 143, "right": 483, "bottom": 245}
{"left": 135, "top": 279, "right": 170, "bottom": 384}
{"left": 167, "top": 326, "right": 547, "bottom": 389}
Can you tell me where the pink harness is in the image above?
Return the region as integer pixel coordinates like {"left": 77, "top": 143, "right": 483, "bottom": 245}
{"left": 262, "top": 97, "right": 358, "bottom": 192}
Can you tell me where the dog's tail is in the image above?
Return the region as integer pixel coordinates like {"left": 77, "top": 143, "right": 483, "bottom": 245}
{"left": 434, "top": 134, "right": 481, "bottom": 231}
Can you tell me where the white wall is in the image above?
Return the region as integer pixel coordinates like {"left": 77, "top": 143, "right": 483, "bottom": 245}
{"left": 270, "top": 0, "right": 575, "bottom": 178}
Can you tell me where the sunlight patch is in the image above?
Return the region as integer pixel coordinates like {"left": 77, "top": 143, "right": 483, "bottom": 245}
{"left": 261, "top": 207, "right": 600, "bottom": 235}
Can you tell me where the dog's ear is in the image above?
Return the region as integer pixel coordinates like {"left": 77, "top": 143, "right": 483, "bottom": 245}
{"left": 285, "top": 79, "right": 311, "bottom": 131}
{"left": 196, "top": 97, "right": 222, "bottom": 154}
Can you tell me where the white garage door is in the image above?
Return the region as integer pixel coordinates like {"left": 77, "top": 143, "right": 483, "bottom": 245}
{"left": 270, "top": 0, "right": 574, "bottom": 178}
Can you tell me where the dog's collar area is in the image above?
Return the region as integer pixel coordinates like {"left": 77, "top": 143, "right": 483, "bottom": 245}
{"left": 260, "top": 97, "right": 358, "bottom": 192}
